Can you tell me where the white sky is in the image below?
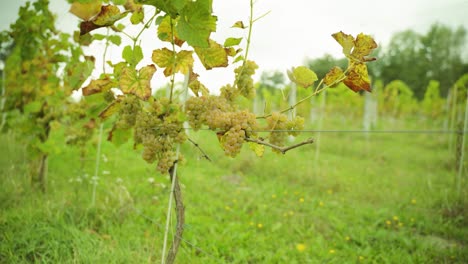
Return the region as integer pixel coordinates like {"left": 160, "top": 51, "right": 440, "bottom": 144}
{"left": 1, "top": 0, "right": 467, "bottom": 92}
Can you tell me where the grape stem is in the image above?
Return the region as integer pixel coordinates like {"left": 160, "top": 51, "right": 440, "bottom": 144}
{"left": 244, "top": 137, "right": 315, "bottom": 154}
{"left": 187, "top": 138, "right": 212, "bottom": 162}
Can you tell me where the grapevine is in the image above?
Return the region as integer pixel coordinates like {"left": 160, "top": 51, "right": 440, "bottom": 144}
{"left": 0, "top": 0, "right": 378, "bottom": 262}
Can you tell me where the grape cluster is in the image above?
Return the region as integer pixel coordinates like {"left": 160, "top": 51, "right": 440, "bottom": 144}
{"left": 234, "top": 60, "right": 258, "bottom": 99}
{"left": 116, "top": 95, "right": 140, "bottom": 129}
{"left": 134, "top": 98, "right": 186, "bottom": 174}
{"left": 266, "top": 112, "right": 288, "bottom": 150}
{"left": 185, "top": 95, "right": 258, "bottom": 157}
{"left": 286, "top": 116, "right": 305, "bottom": 136}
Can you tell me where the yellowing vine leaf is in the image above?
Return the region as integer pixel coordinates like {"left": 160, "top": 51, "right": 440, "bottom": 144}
{"left": 99, "top": 99, "right": 121, "bottom": 120}
{"left": 79, "top": 5, "right": 129, "bottom": 35}
{"left": 157, "top": 15, "right": 184, "bottom": 47}
{"left": 69, "top": 1, "right": 102, "bottom": 21}
{"left": 287, "top": 66, "right": 318, "bottom": 88}
{"left": 188, "top": 71, "right": 209, "bottom": 96}
{"left": 248, "top": 141, "right": 265, "bottom": 157}
{"left": 323, "top": 66, "right": 344, "bottom": 87}
{"left": 93, "top": 5, "right": 128, "bottom": 26}
{"left": 351, "top": 33, "right": 378, "bottom": 62}
{"left": 332, "top": 31, "right": 355, "bottom": 57}
{"left": 152, "top": 48, "right": 194, "bottom": 76}
{"left": 231, "top": 21, "right": 246, "bottom": 29}
{"left": 194, "top": 40, "right": 228, "bottom": 70}
{"left": 82, "top": 75, "right": 114, "bottom": 96}
{"left": 332, "top": 31, "right": 377, "bottom": 62}
{"left": 119, "top": 65, "right": 156, "bottom": 100}
{"left": 343, "top": 63, "right": 371, "bottom": 92}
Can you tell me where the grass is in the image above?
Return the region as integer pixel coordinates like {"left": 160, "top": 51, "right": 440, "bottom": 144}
{"left": 0, "top": 115, "right": 467, "bottom": 263}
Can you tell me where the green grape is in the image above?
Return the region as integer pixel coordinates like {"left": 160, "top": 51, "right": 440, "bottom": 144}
{"left": 116, "top": 95, "right": 140, "bottom": 129}
{"left": 134, "top": 98, "right": 187, "bottom": 174}
{"left": 266, "top": 112, "right": 288, "bottom": 151}
{"left": 286, "top": 116, "right": 305, "bottom": 136}
{"left": 234, "top": 60, "right": 258, "bottom": 99}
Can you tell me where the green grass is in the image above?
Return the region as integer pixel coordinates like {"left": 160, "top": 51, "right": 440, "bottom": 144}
{"left": 0, "top": 117, "right": 467, "bottom": 263}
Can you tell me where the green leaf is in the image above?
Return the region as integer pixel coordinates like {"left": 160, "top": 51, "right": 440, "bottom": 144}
{"left": 119, "top": 65, "right": 156, "bottom": 100}
{"left": 130, "top": 8, "right": 144, "bottom": 24}
{"left": 93, "top": 33, "right": 106, "bottom": 40}
{"left": 135, "top": 0, "right": 180, "bottom": 17}
{"left": 194, "top": 40, "right": 228, "bottom": 70}
{"left": 224, "top": 37, "right": 242, "bottom": 47}
{"left": 176, "top": 0, "right": 217, "bottom": 48}
{"left": 287, "top": 66, "right": 318, "bottom": 88}
{"left": 122, "top": 45, "right": 143, "bottom": 66}
{"left": 108, "top": 35, "right": 121, "bottom": 45}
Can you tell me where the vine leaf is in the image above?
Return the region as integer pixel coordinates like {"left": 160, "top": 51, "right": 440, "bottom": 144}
{"left": 194, "top": 40, "right": 228, "bottom": 70}
{"left": 152, "top": 48, "right": 194, "bottom": 76}
{"left": 157, "top": 15, "right": 185, "bottom": 46}
{"left": 82, "top": 75, "right": 115, "bottom": 96}
{"left": 119, "top": 65, "right": 156, "bottom": 100}
{"left": 224, "top": 37, "right": 242, "bottom": 47}
{"left": 287, "top": 66, "right": 318, "bottom": 88}
{"left": 130, "top": 8, "right": 145, "bottom": 24}
{"left": 79, "top": 5, "right": 129, "bottom": 35}
{"left": 99, "top": 99, "right": 121, "bottom": 120}
{"left": 176, "top": 0, "right": 217, "bottom": 48}
{"left": 351, "top": 33, "right": 378, "bottom": 62}
{"left": 343, "top": 63, "right": 371, "bottom": 92}
{"left": 138, "top": 0, "right": 180, "bottom": 17}
{"left": 332, "top": 31, "right": 354, "bottom": 57}
{"left": 332, "top": 32, "right": 377, "bottom": 92}
{"left": 248, "top": 141, "right": 265, "bottom": 157}
{"left": 231, "top": 21, "right": 246, "bottom": 29}
{"left": 122, "top": 45, "right": 143, "bottom": 67}
{"left": 69, "top": 1, "right": 102, "bottom": 21}
{"left": 323, "top": 66, "right": 344, "bottom": 87}
{"left": 188, "top": 71, "right": 209, "bottom": 96}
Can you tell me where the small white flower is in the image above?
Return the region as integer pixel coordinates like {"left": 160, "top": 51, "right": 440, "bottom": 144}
{"left": 102, "top": 154, "right": 108, "bottom": 163}
{"left": 116, "top": 178, "right": 123, "bottom": 184}
{"left": 102, "top": 170, "right": 111, "bottom": 175}
{"left": 152, "top": 196, "right": 159, "bottom": 201}
{"left": 148, "top": 177, "right": 155, "bottom": 184}
{"left": 159, "top": 183, "right": 167, "bottom": 189}
{"left": 75, "top": 177, "right": 83, "bottom": 183}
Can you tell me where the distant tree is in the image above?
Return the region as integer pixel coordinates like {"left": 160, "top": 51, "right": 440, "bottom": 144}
{"left": 378, "top": 24, "right": 466, "bottom": 98}
{"left": 257, "top": 70, "right": 286, "bottom": 99}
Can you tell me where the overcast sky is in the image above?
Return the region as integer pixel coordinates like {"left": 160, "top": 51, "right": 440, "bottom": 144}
{"left": 1, "top": 0, "right": 467, "bottom": 92}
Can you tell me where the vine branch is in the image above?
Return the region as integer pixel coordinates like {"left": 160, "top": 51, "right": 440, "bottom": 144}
{"left": 245, "top": 137, "right": 315, "bottom": 154}
{"left": 187, "top": 138, "right": 212, "bottom": 162}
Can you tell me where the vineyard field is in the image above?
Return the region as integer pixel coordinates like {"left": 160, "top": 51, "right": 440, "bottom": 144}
{"left": 1, "top": 115, "right": 466, "bottom": 263}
